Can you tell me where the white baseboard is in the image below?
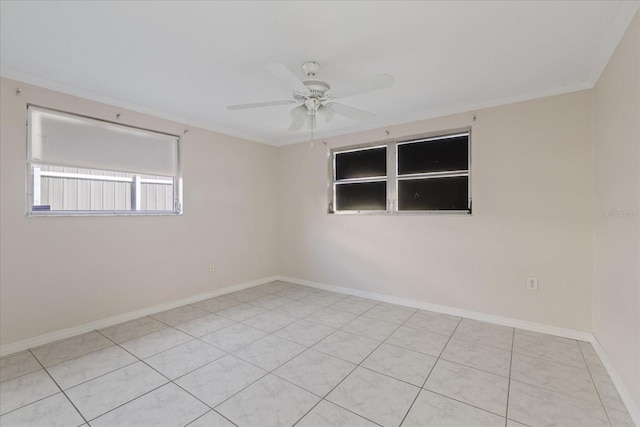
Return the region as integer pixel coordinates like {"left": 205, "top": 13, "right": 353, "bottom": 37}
{"left": 278, "top": 275, "right": 638, "bottom": 426}
{"left": 590, "top": 335, "right": 639, "bottom": 427}
{"left": 277, "top": 275, "right": 592, "bottom": 341}
{"left": 0, "top": 276, "right": 277, "bottom": 357}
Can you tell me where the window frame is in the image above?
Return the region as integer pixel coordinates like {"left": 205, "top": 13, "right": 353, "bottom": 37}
{"left": 25, "top": 105, "right": 183, "bottom": 217}
{"left": 329, "top": 128, "right": 471, "bottom": 215}
{"left": 330, "top": 143, "right": 389, "bottom": 214}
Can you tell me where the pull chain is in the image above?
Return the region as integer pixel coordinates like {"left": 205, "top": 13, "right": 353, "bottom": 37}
{"left": 310, "top": 114, "right": 315, "bottom": 147}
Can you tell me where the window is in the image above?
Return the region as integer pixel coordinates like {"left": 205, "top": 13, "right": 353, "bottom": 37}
{"left": 330, "top": 130, "right": 470, "bottom": 214}
{"left": 333, "top": 145, "right": 387, "bottom": 212}
{"left": 27, "top": 106, "right": 181, "bottom": 215}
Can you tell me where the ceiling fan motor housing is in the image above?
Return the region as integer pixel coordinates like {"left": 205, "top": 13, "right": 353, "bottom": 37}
{"left": 302, "top": 79, "right": 331, "bottom": 97}
{"left": 295, "top": 73, "right": 331, "bottom": 114}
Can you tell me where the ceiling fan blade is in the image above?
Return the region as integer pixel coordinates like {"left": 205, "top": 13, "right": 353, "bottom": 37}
{"left": 289, "top": 105, "right": 307, "bottom": 131}
{"left": 227, "top": 100, "right": 296, "bottom": 110}
{"left": 265, "top": 63, "right": 308, "bottom": 93}
{"left": 325, "top": 102, "right": 374, "bottom": 121}
{"left": 333, "top": 73, "right": 395, "bottom": 99}
{"left": 324, "top": 106, "right": 336, "bottom": 123}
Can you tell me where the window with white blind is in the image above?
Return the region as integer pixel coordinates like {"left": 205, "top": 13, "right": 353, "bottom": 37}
{"left": 330, "top": 130, "right": 471, "bottom": 214}
{"left": 27, "top": 106, "right": 182, "bottom": 215}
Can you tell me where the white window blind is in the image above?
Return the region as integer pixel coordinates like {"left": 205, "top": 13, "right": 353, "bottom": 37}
{"left": 28, "top": 106, "right": 178, "bottom": 177}
{"left": 26, "top": 105, "right": 181, "bottom": 215}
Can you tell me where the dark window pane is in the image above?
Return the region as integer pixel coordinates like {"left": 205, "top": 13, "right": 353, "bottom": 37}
{"left": 398, "top": 176, "right": 468, "bottom": 211}
{"left": 398, "top": 135, "right": 468, "bottom": 175}
{"left": 336, "top": 181, "right": 386, "bottom": 211}
{"left": 335, "top": 147, "right": 386, "bottom": 180}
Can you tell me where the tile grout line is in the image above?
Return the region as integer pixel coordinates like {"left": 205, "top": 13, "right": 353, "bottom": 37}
{"left": 114, "top": 331, "right": 222, "bottom": 417}
{"left": 184, "top": 409, "right": 239, "bottom": 427}
{"left": 167, "top": 348, "right": 266, "bottom": 409}
{"left": 502, "top": 335, "right": 620, "bottom": 412}
{"left": 509, "top": 336, "right": 595, "bottom": 370}
{"left": 398, "top": 316, "right": 464, "bottom": 427}
{"left": 420, "top": 388, "right": 514, "bottom": 421}
{"left": 291, "top": 301, "right": 414, "bottom": 427}
{"left": 206, "top": 299, "right": 355, "bottom": 416}
{"left": 149, "top": 306, "right": 211, "bottom": 329}
{"left": 2, "top": 285, "right": 301, "bottom": 424}
{"left": 186, "top": 296, "right": 334, "bottom": 414}
{"left": 27, "top": 348, "right": 90, "bottom": 426}
{"left": 178, "top": 292, "right": 336, "bottom": 364}
{"left": 86, "top": 383, "right": 170, "bottom": 425}
{"left": 304, "top": 300, "right": 518, "bottom": 424}
{"left": 44, "top": 330, "right": 156, "bottom": 392}
{"left": 97, "top": 329, "right": 237, "bottom": 423}
{"left": 5, "top": 283, "right": 625, "bottom": 426}
{"left": 114, "top": 329, "right": 195, "bottom": 357}
{"left": 171, "top": 371, "right": 248, "bottom": 426}
{"left": 434, "top": 326, "right": 607, "bottom": 422}
{"left": 162, "top": 343, "right": 228, "bottom": 382}
{"left": 26, "top": 333, "right": 114, "bottom": 373}
{"left": 0, "top": 365, "right": 42, "bottom": 385}
{"left": 232, "top": 301, "right": 508, "bottom": 425}
{"left": 577, "top": 343, "right": 614, "bottom": 427}
{"left": 436, "top": 356, "right": 510, "bottom": 380}
{"left": 201, "top": 285, "right": 365, "bottom": 421}
{"left": 87, "top": 331, "right": 177, "bottom": 423}
{"left": 0, "top": 384, "right": 65, "bottom": 420}
{"left": 506, "top": 378, "right": 617, "bottom": 409}
{"left": 92, "top": 330, "right": 222, "bottom": 426}
{"left": 323, "top": 311, "right": 510, "bottom": 418}
{"left": 504, "top": 327, "right": 515, "bottom": 427}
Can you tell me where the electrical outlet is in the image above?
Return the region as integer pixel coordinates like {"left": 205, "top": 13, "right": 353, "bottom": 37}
{"left": 209, "top": 264, "right": 215, "bottom": 273}
{"left": 526, "top": 277, "right": 538, "bottom": 291}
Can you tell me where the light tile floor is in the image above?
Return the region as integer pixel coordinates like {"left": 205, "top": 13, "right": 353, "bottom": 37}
{"left": 0, "top": 281, "right": 634, "bottom": 427}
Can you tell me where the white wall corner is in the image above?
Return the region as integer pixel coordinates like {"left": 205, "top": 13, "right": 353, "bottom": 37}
{"left": 0, "top": 276, "right": 278, "bottom": 357}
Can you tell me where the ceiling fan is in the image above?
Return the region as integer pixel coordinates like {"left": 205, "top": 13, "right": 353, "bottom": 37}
{"left": 227, "top": 61, "right": 394, "bottom": 131}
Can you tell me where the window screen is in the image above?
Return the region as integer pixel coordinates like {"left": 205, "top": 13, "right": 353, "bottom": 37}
{"left": 333, "top": 146, "right": 387, "bottom": 212}
{"left": 398, "top": 135, "right": 468, "bottom": 174}
{"left": 335, "top": 147, "right": 386, "bottom": 180}
{"left": 335, "top": 181, "right": 387, "bottom": 211}
{"left": 397, "top": 132, "right": 469, "bottom": 212}
{"left": 27, "top": 106, "right": 181, "bottom": 215}
{"left": 330, "top": 130, "right": 470, "bottom": 214}
{"left": 397, "top": 176, "right": 468, "bottom": 210}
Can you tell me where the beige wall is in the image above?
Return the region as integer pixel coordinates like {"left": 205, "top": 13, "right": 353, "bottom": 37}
{"left": 278, "top": 90, "right": 594, "bottom": 331}
{"left": 592, "top": 12, "right": 640, "bottom": 410}
{"left": 0, "top": 78, "right": 279, "bottom": 345}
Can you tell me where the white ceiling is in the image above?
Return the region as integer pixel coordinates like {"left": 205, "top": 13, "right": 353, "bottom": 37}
{"left": 1, "top": 1, "right": 638, "bottom": 146}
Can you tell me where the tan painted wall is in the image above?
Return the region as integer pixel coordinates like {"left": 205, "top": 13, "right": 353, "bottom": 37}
{"left": 592, "top": 12, "right": 640, "bottom": 410}
{"left": 278, "top": 90, "right": 594, "bottom": 331}
{"left": 0, "top": 78, "right": 279, "bottom": 345}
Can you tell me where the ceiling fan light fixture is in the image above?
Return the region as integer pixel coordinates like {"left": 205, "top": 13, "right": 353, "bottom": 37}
{"left": 304, "top": 98, "right": 320, "bottom": 114}
{"left": 302, "top": 61, "right": 321, "bottom": 77}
